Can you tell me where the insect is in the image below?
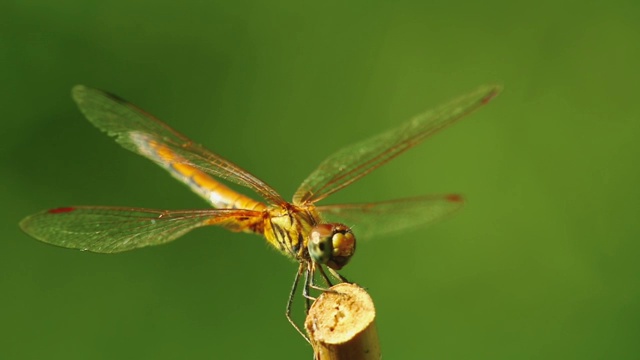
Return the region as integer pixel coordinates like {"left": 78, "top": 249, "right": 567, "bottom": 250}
{"left": 20, "top": 84, "right": 500, "bottom": 340}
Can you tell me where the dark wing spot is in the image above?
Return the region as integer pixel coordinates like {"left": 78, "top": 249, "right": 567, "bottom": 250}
{"left": 48, "top": 207, "right": 75, "bottom": 214}
{"left": 445, "top": 194, "right": 463, "bottom": 203}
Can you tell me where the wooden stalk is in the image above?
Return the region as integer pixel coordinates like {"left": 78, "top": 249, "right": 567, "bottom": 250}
{"left": 305, "top": 283, "right": 380, "bottom": 360}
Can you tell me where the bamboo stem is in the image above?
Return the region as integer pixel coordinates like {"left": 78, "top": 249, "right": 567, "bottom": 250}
{"left": 305, "top": 283, "right": 380, "bottom": 360}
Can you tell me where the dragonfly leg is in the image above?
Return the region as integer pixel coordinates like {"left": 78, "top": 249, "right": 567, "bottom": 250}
{"left": 328, "top": 267, "right": 350, "bottom": 283}
{"left": 302, "top": 264, "right": 317, "bottom": 305}
{"left": 311, "top": 265, "right": 349, "bottom": 300}
{"left": 313, "top": 265, "right": 333, "bottom": 289}
{"left": 286, "top": 263, "right": 311, "bottom": 344}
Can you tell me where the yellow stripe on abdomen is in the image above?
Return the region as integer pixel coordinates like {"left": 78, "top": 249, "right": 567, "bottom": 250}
{"left": 130, "top": 132, "right": 266, "bottom": 211}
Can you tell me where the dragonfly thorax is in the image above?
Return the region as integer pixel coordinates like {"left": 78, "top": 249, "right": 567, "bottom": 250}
{"left": 308, "top": 223, "right": 356, "bottom": 270}
{"left": 263, "top": 206, "right": 316, "bottom": 260}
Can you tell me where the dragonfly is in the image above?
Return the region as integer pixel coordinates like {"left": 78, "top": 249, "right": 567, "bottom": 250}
{"left": 20, "top": 84, "right": 500, "bottom": 341}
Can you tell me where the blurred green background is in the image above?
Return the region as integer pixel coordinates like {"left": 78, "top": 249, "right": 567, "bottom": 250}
{"left": 2, "top": 0, "right": 639, "bottom": 359}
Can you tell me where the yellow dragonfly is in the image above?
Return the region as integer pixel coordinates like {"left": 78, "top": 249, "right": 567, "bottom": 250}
{"left": 20, "top": 84, "right": 500, "bottom": 340}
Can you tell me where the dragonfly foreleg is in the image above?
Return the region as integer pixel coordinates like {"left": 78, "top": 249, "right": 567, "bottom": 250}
{"left": 314, "top": 264, "right": 333, "bottom": 289}
{"left": 328, "top": 267, "right": 350, "bottom": 283}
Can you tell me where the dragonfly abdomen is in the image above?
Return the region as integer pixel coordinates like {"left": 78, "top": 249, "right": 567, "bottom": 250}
{"left": 130, "top": 132, "right": 266, "bottom": 211}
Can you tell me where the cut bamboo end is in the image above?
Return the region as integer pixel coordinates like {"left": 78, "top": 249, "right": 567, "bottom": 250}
{"left": 305, "top": 283, "right": 381, "bottom": 360}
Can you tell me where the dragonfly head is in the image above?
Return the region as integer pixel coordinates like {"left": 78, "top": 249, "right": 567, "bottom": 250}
{"left": 308, "top": 223, "right": 356, "bottom": 270}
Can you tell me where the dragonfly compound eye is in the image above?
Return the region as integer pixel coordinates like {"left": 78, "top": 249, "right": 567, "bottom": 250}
{"left": 308, "top": 223, "right": 356, "bottom": 270}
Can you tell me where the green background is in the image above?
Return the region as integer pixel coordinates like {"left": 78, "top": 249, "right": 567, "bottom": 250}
{"left": 2, "top": 0, "right": 639, "bottom": 359}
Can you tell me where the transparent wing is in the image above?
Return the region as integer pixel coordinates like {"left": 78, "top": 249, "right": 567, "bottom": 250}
{"left": 293, "top": 85, "right": 501, "bottom": 204}
{"left": 72, "top": 85, "right": 286, "bottom": 206}
{"left": 19, "top": 206, "right": 262, "bottom": 253}
{"left": 316, "top": 194, "right": 464, "bottom": 240}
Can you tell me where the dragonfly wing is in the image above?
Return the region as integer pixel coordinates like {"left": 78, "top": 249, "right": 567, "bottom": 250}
{"left": 293, "top": 85, "right": 500, "bottom": 204}
{"left": 316, "top": 194, "right": 464, "bottom": 240}
{"left": 72, "top": 86, "right": 286, "bottom": 206}
{"left": 19, "top": 206, "right": 262, "bottom": 253}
